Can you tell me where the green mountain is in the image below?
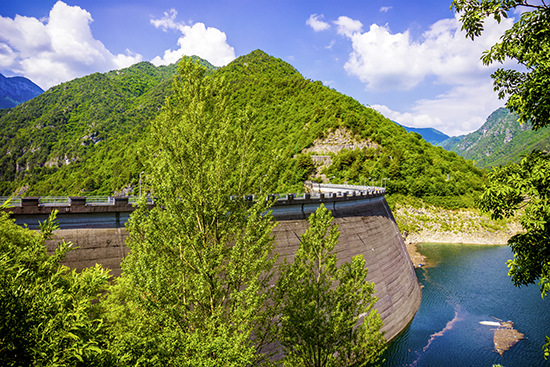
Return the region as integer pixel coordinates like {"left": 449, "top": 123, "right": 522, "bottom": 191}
{"left": 439, "top": 107, "right": 550, "bottom": 168}
{"left": 0, "top": 50, "right": 484, "bottom": 208}
{"left": 0, "top": 61, "right": 178, "bottom": 195}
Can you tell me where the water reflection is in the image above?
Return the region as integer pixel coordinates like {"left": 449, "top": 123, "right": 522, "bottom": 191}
{"left": 383, "top": 244, "right": 550, "bottom": 367}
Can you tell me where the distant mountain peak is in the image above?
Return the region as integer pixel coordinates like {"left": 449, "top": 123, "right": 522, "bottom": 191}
{"left": 0, "top": 73, "right": 43, "bottom": 109}
{"left": 395, "top": 123, "right": 450, "bottom": 145}
{"left": 439, "top": 107, "right": 549, "bottom": 168}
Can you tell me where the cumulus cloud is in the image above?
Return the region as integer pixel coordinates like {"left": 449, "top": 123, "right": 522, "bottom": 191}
{"left": 342, "top": 14, "right": 514, "bottom": 91}
{"left": 306, "top": 14, "right": 331, "bottom": 32}
{"left": 0, "top": 1, "right": 142, "bottom": 89}
{"left": 334, "top": 16, "right": 363, "bottom": 37}
{"left": 150, "top": 9, "right": 235, "bottom": 67}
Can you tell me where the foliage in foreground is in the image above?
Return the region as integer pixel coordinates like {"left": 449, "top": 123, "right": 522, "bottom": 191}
{"left": 0, "top": 208, "right": 112, "bottom": 366}
{"left": 0, "top": 203, "right": 387, "bottom": 366}
{"left": 479, "top": 151, "right": 550, "bottom": 295}
{"left": 1, "top": 59, "right": 388, "bottom": 366}
{"left": 480, "top": 153, "right": 549, "bottom": 363}
{"left": 103, "top": 60, "right": 280, "bottom": 366}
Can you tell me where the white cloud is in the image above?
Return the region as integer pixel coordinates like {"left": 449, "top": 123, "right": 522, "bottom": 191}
{"left": 372, "top": 80, "right": 504, "bottom": 136}
{"left": 334, "top": 16, "right": 363, "bottom": 37}
{"left": 342, "top": 14, "right": 514, "bottom": 91}
{"left": 306, "top": 14, "right": 331, "bottom": 32}
{"left": 0, "top": 1, "right": 142, "bottom": 89}
{"left": 380, "top": 6, "right": 393, "bottom": 13}
{"left": 150, "top": 9, "right": 180, "bottom": 32}
{"left": 150, "top": 9, "right": 235, "bottom": 67}
{"left": 345, "top": 24, "right": 422, "bottom": 90}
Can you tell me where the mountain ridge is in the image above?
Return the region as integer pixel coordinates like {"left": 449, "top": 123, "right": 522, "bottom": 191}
{"left": 439, "top": 107, "right": 550, "bottom": 168}
{"left": 395, "top": 123, "right": 450, "bottom": 145}
{"left": 0, "top": 50, "right": 484, "bottom": 208}
{"left": 0, "top": 73, "right": 44, "bottom": 109}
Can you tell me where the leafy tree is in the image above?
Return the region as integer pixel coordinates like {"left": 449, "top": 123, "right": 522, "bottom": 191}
{"left": 0, "top": 207, "right": 112, "bottom": 366}
{"left": 452, "top": 0, "right": 550, "bottom": 358}
{"left": 479, "top": 151, "right": 550, "bottom": 291}
{"left": 276, "top": 204, "right": 386, "bottom": 366}
{"left": 106, "top": 59, "right": 279, "bottom": 365}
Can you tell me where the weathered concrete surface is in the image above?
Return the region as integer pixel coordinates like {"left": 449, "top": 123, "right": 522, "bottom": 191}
{"left": 44, "top": 195, "right": 421, "bottom": 341}
{"left": 271, "top": 196, "right": 421, "bottom": 341}
{"left": 46, "top": 227, "right": 130, "bottom": 277}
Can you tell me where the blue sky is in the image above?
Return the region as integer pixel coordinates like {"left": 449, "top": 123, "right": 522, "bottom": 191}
{"left": 0, "top": 0, "right": 519, "bottom": 136}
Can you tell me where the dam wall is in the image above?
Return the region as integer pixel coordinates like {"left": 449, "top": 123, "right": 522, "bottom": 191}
{"left": 270, "top": 194, "right": 421, "bottom": 341}
{"left": 3, "top": 188, "right": 421, "bottom": 341}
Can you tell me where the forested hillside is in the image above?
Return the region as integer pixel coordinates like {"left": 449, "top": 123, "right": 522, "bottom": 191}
{"left": 440, "top": 107, "right": 550, "bottom": 169}
{"left": 218, "top": 51, "right": 484, "bottom": 207}
{"left": 0, "top": 58, "right": 218, "bottom": 195}
{"left": 0, "top": 50, "right": 484, "bottom": 207}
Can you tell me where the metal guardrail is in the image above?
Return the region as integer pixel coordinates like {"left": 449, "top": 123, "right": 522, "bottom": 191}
{"left": 38, "top": 197, "right": 70, "bottom": 206}
{"left": 0, "top": 185, "right": 384, "bottom": 209}
{"left": 0, "top": 195, "right": 157, "bottom": 207}
{"left": 86, "top": 196, "right": 115, "bottom": 205}
{"left": 0, "top": 196, "right": 21, "bottom": 207}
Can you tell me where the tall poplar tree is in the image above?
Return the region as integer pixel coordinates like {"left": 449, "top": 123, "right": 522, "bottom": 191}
{"left": 106, "top": 59, "right": 279, "bottom": 366}
{"left": 276, "top": 205, "right": 386, "bottom": 367}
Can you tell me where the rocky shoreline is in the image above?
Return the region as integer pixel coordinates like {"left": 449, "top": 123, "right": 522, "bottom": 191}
{"left": 402, "top": 227, "right": 521, "bottom": 247}
{"left": 395, "top": 205, "right": 523, "bottom": 268}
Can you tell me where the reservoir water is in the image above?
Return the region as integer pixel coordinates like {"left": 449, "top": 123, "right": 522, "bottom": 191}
{"left": 384, "top": 243, "right": 550, "bottom": 366}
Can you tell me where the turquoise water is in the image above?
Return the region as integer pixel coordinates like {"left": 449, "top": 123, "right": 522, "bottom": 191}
{"left": 384, "top": 243, "right": 550, "bottom": 367}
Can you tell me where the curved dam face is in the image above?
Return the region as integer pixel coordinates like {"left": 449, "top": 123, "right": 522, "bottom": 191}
{"left": 270, "top": 194, "right": 421, "bottom": 341}
{"left": 6, "top": 190, "right": 421, "bottom": 341}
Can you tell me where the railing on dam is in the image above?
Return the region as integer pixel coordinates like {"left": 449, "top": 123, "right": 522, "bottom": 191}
{"left": 0, "top": 196, "right": 153, "bottom": 207}
{"left": 0, "top": 184, "right": 386, "bottom": 229}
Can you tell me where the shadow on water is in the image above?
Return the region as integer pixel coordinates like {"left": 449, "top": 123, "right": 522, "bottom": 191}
{"left": 383, "top": 243, "right": 550, "bottom": 367}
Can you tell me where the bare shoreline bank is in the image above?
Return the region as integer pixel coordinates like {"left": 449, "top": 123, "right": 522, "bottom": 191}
{"left": 402, "top": 230, "right": 519, "bottom": 268}
{"left": 393, "top": 203, "right": 522, "bottom": 268}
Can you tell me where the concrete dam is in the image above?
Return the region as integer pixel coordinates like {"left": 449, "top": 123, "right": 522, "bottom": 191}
{"left": 3, "top": 185, "right": 421, "bottom": 341}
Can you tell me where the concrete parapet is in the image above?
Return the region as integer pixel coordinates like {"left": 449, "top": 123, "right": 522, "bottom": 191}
{"left": 69, "top": 197, "right": 86, "bottom": 206}
{"left": 21, "top": 197, "right": 40, "bottom": 207}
